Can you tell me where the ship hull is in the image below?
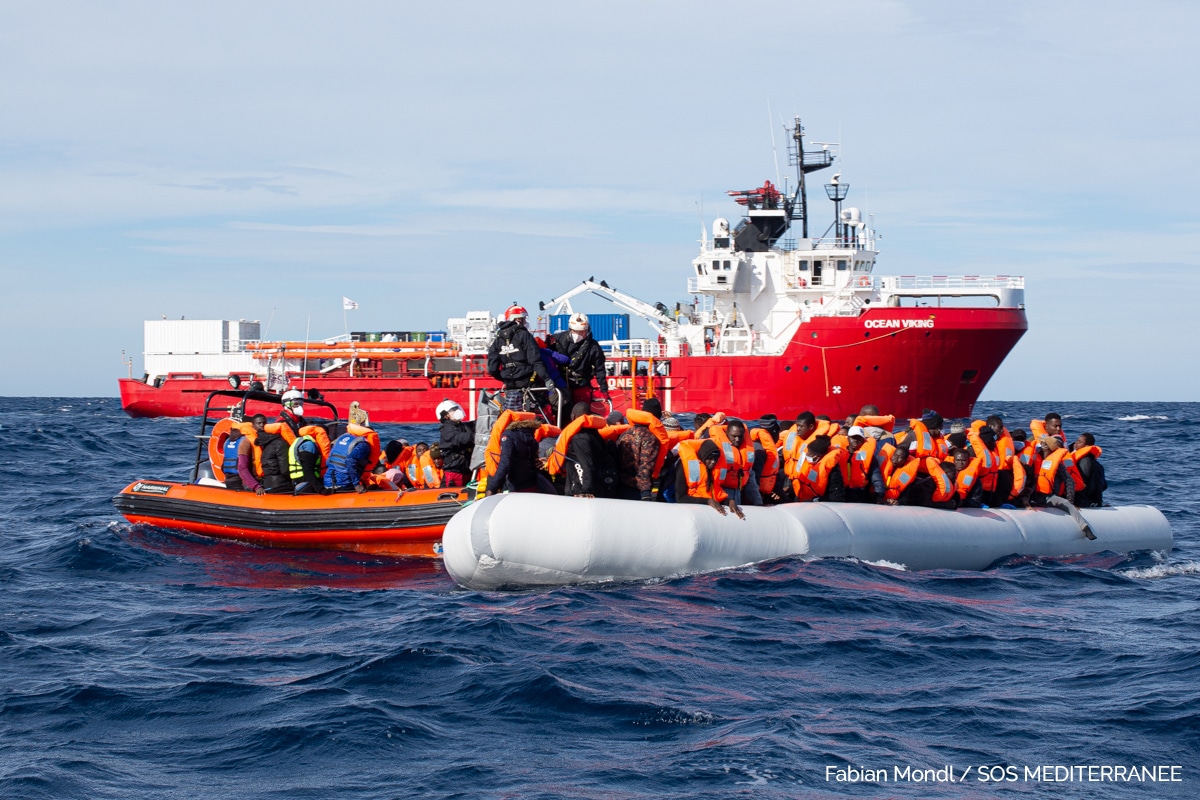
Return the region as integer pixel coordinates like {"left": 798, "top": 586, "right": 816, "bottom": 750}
{"left": 120, "top": 307, "right": 1026, "bottom": 423}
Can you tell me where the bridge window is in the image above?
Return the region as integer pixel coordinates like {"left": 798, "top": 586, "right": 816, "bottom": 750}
{"left": 837, "top": 260, "right": 848, "bottom": 271}
{"left": 723, "top": 260, "right": 731, "bottom": 270}
{"left": 798, "top": 260, "right": 809, "bottom": 271}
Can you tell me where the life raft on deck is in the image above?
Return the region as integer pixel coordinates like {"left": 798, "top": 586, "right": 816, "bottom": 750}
{"left": 113, "top": 480, "right": 469, "bottom": 557}
{"left": 442, "top": 495, "right": 1173, "bottom": 589}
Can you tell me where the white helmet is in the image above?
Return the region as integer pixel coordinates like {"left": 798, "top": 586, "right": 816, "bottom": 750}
{"left": 281, "top": 389, "right": 303, "bottom": 404}
{"left": 568, "top": 312, "right": 589, "bottom": 332}
{"left": 436, "top": 399, "right": 463, "bottom": 420}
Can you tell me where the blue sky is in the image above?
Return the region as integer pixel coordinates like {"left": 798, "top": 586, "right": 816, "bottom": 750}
{"left": 2, "top": 1, "right": 1198, "bottom": 399}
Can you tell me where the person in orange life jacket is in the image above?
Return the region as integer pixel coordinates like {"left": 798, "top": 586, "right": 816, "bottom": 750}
{"left": 1006, "top": 429, "right": 1037, "bottom": 507}
{"left": 1071, "top": 432, "right": 1106, "bottom": 508}
{"left": 486, "top": 419, "right": 557, "bottom": 495}
{"left": 229, "top": 414, "right": 267, "bottom": 494}
{"left": 487, "top": 304, "right": 554, "bottom": 412}
{"left": 545, "top": 313, "right": 613, "bottom": 408}
{"left": 949, "top": 447, "right": 986, "bottom": 508}
{"left": 715, "top": 419, "right": 762, "bottom": 506}
{"left": 616, "top": 397, "right": 664, "bottom": 501}
{"left": 793, "top": 435, "right": 847, "bottom": 502}
{"left": 676, "top": 439, "right": 745, "bottom": 518}
{"left": 781, "top": 410, "right": 818, "bottom": 476}
{"left": 277, "top": 389, "right": 309, "bottom": 437}
{"left": 884, "top": 444, "right": 931, "bottom": 506}
{"left": 1032, "top": 435, "right": 1096, "bottom": 539}
{"left": 561, "top": 402, "right": 619, "bottom": 498}
{"left": 380, "top": 439, "right": 415, "bottom": 491}
{"left": 843, "top": 426, "right": 886, "bottom": 503}
{"left": 751, "top": 415, "right": 783, "bottom": 503}
{"left": 435, "top": 400, "right": 475, "bottom": 488}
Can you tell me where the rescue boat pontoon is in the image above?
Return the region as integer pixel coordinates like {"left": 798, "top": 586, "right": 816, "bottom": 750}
{"left": 112, "top": 385, "right": 466, "bottom": 557}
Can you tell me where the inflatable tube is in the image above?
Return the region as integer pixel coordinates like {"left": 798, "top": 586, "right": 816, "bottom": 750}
{"left": 442, "top": 496, "right": 1172, "bottom": 590}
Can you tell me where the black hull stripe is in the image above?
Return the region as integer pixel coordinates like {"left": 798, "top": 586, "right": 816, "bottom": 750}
{"left": 112, "top": 493, "right": 459, "bottom": 533}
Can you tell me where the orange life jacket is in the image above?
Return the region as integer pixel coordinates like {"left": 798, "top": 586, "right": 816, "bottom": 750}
{"left": 1008, "top": 453, "right": 1027, "bottom": 499}
{"left": 954, "top": 456, "right": 982, "bottom": 500}
{"left": 677, "top": 439, "right": 728, "bottom": 502}
{"left": 885, "top": 457, "right": 921, "bottom": 501}
{"left": 709, "top": 425, "right": 752, "bottom": 490}
{"left": 1072, "top": 444, "right": 1102, "bottom": 462}
{"left": 546, "top": 414, "right": 608, "bottom": 476}
{"left": 906, "top": 419, "right": 945, "bottom": 459}
{"left": 853, "top": 414, "right": 895, "bottom": 432}
{"left": 748, "top": 427, "right": 779, "bottom": 493}
{"left": 625, "top": 408, "right": 671, "bottom": 479}
{"left": 926, "top": 457, "right": 955, "bottom": 503}
{"left": 599, "top": 423, "right": 630, "bottom": 441}
{"left": 484, "top": 411, "right": 537, "bottom": 477}
{"left": 298, "top": 425, "right": 332, "bottom": 469}
{"left": 1036, "top": 448, "right": 1078, "bottom": 496}
{"left": 842, "top": 436, "right": 878, "bottom": 490}
{"left": 417, "top": 450, "right": 442, "bottom": 489}
{"left": 793, "top": 448, "right": 849, "bottom": 502}
{"left": 345, "top": 423, "right": 381, "bottom": 473}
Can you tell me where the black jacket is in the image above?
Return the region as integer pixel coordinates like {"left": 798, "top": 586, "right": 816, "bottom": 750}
{"left": 491, "top": 426, "right": 542, "bottom": 492}
{"left": 564, "top": 428, "right": 617, "bottom": 497}
{"left": 439, "top": 419, "right": 476, "bottom": 474}
{"left": 256, "top": 431, "right": 293, "bottom": 492}
{"left": 487, "top": 321, "right": 548, "bottom": 388}
{"left": 546, "top": 331, "right": 609, "bottom": 391}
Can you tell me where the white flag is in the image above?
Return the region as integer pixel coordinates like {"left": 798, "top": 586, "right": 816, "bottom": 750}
{"left": 342, "top": 296, "right": 359, "bottom": 311}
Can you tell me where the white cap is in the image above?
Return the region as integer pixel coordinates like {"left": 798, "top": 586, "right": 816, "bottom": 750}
{"left": 848, "top": 425, "right": 866, "bottom": 438}
{"left": 569, "top": 312, "right": 589, "bottom": 332}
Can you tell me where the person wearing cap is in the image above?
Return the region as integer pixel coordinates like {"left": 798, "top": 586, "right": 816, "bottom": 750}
{"left": 436, "top": 399, "right": 475, "bottom": 488}
{"left": 487, "top": 304, "right": 553, "bottom": 412}
{"left": 277, "top": 389, "right": 308, "bottom": 436}
{"left": 843, "top": 425, "right": 886, "bottom": 503}
{"left": 545, "top": 312, "right": 612, "bottom": 408}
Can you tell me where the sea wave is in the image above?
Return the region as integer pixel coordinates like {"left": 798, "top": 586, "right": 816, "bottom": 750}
{"left": 1116, "top": 414, "right": 1170, "bottom": 421}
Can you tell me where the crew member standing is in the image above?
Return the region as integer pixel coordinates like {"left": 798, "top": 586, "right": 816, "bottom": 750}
{"left": 546, "top": 313, "right": 612, "bottom": 408}
{"left": 436, "top": 400, "right": 476, "bottom": 488}
{"left": 487, "top": 305, "right": 554, "bottom": 412}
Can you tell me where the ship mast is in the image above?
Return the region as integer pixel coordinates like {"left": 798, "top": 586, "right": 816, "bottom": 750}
{"left": 785, "top": 116, "right": 835, "bottom": 239}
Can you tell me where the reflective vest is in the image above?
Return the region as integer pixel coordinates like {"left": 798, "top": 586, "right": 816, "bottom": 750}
{"left": 885, "top": 458, "right": 921, "bottom": 501}
{"left": 287, "top": 435, "right": 321, "bottom": 481}
{"left": 1036, "top": 448, "right": 1073, "bottom": 496}
{"left": 954, "top": 456, "right": 981, "bottom": 500}
{"left": 418, "top": 450, "right": 442, "bottom": 489}
{"left": 794, "top": 448, "right": 848, "bottom": 502}
{"left": 843, "top": 437, "right": 878, "bottom": 490}
{"left": 677, "top": 439, "right": 728, "bottom": 502}
{"left": 709, "top": 425, "right": 752, "bottom": 490}
{"left": 748, "top": 427, "right": 779, "bottom": 493}
{"left": 907, "top": 419, "right": 941, "bottom": 458}
{"left": 926, "top": 458, "right": 955, "bottom": 503}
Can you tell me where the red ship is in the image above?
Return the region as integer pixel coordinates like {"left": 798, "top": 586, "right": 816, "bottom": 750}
{"left": 119, "top": 118, "right": 1026, "bottom": 423}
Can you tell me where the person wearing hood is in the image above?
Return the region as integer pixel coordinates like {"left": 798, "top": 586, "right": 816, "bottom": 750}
{"left": 675, "top": 439, "right": 745, "bottom": 518}
{"left": 487, "top": 304, "right": 554, "bottom": 412}
{"left": 545, "top": 312, "right": 612, "bottom": 408}
{"left": 256, "top": 424, "right": 294, "bottom": 494}
{"left": 436, "top": 399, "right": 476, "bottom": 488}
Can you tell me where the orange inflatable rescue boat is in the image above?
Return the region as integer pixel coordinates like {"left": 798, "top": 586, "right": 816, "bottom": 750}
{"left": 112, "top": 384, "right": 467, "bottom": 557}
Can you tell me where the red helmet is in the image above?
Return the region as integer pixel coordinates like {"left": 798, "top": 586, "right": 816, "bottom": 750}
{"left": 504, "top": 305, "right": 528, "bottom": 322}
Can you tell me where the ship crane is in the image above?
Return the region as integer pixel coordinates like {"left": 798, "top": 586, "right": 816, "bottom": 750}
{"left": 539, "top": 279, "right": 679, "bottom": 338}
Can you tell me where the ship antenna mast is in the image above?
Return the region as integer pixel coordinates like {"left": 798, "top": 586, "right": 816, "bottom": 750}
{"left": 791, "top": 117, "right": 809, "bottom": 238}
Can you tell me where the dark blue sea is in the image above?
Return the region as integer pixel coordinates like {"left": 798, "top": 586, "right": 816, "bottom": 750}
{"left": 1, "top": 398, "right": 1196, "bottom": 799}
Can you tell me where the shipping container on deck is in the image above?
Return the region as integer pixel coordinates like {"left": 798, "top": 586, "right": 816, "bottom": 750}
{"left": 548, "top": 314, "right": 630, "bottom": 342}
